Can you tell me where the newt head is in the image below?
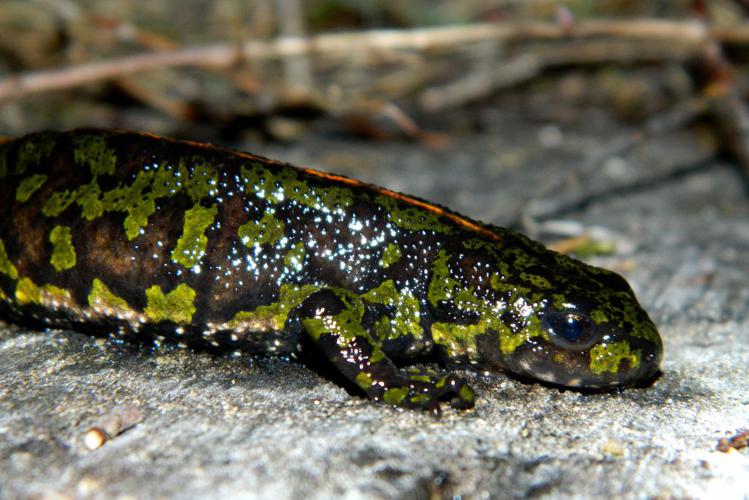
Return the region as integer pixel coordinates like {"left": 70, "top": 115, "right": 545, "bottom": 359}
{"left": 490, "top": 243, "right": 663, "bottom": 389}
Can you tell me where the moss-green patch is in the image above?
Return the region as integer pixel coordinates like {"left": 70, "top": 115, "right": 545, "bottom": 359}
{"left": 355, "top": 372, "right": 374, "bottom": 390}
{"left": 590, "top": 308, "right": 608, "bottom": 325}
{"left": 88, "top": 278, "right": 133, "bottom": 313}
{"left": 376, "top": 195, "right": 451, "bottom": 233}
{"left": 0, "top": 240, "right": 18, "bottom": 280}
{"left": 76, "top": 181, "right": 104, "bottom": 220}
{"left": 40, "top": 152, "right": 220, "bottom": 238}
{"left": 383, "top": 387, "right": 408, "bottom": 405}
{"left": 520, "top": 272, "right": 552, "bottom": 290}
{"left": 409, "top": 394, "right": 432, "bottom": 406}
{"left": 300, "top": 290, "right": 368, "bottom": 342}
{"left": 73, "top": 133, "right": 116, "bottom": 176}
{"left": 363, "top": 280, "right": 422, "bottom": 339}
{"left": 41, "top": 180, "right": 104, "bottom": 220}
{"left": 458, "top": 384, "right": 475, "bottom": 403}
{"left": 15, "top": 277, "right": 40, "bottom": 305}
{"left": 100, "top": 163, "right": 182, "bottom": 240}
{"left": 428, "top": 250, "right": 459, "bottom": 307}
{"left": 590, "top": 291, "right": 662, "bottom": 347}
{"left": 239, "top": 211, "right": 285, "bottom": 247}
{"left": 283, "top": 242, "right": 306, "bottom": 271}
{"left": 490, "top": 272, "right": 531, "bottom": 298}
{"left": 432, "top": 294, "right": 543, "bottom": 359}
{"left": 49, "top": 226, "right": 76, "bottom": 272}
{"left": 431, "top": 321, "right": 482, "bottom": 359}
{"left": 632, "top": 321, "right": 662, "bottom": 346}
{"left": 380, "top": 243, "right": 402, "bottom": 268}
{"left": 241, "top": 163, "right": 354, "bottom": 210}
{"left": 182, "top": 157, "right": 219, "bottom": 201}
{"left": 14, "top": 133, "right": 56, "bottom": 176}
{"left": 589, "top": 341, "right": 640, "bottom": 375}
{"left": 407, "top": 373, "right": 431, "bottom": 383}
{"left": 145, "top": 284, "right": 196, "bottom": 324}
{"left": 42, "top": 189, "right": 77, "bottom": 217}
{"left": 230, "top": 284, "right": 320, "bottom": 331}
{"left": 16, "top": 174, "right": 48, "bottom": 203}
{"left": 15, "top": 279, "right": 70, "bottom": 306}
{"left": 171, "top": 204, "right": 217, "bottom": 269}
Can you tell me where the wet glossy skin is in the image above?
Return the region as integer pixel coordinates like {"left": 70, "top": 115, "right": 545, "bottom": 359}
{"left": 0, "top": 129, "right": 662, "bottom": 412}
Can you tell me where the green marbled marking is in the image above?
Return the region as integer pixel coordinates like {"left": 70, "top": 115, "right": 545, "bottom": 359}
{"left": 589, "top": 341, "right": 640, "bottom": 374}
{"left": 520, "top": 272, "right": 552, "bottom": 290}
{"left": 15, "top": 278, "right": 40, "bottom": 305}
{"left": 16, "top": 174, "right": 48, "bottom": 203}
{"left": 0, "top": 240, "right": 19, "bottom": 280}
{"left": 76, "top": 181, "right": 104, "bottom": 220}
{"left": 229, "top": 284, "right": 320, "bottom": 331}
{"left": 633, "top": 321, "right": 661, "bottom": 345}
{"left": 590, "top": 309, "right": 608, "bottom": 325}
{"left": 14, "top": 133, "right": 56, "bottom": 176}
{"left": 409, "top": 394, "right": 431, "bottom": 405}
{"left": 463, "top": 239, "right": 511, "bottom": 276}
{"left": 355, "top": 372, "right": 374, "bottom": 390}
{"left": 42, "top": 189, "right": 77, "bottom": 217}
{"left": 283, "top": 242, "right": 306, "bottom": 271}
{"left": 363, "top": 280, "right": 422, "bottom": 339}
{"left": 431, "top": 321, "right": 481, "bottom": 359}
{"left": 428, "top": 250, "right": 459, "bottom": 307}
{"left": 241, "top": 163, "right": 354, "bottom": 210}
{"left": 375, "top": 195, "right": 451, "bottom": 233}
{"left": 239, "top": 211, "right": 285, "bottom": 247}
{"left": 88, "top": 278, "right": 133, "bottom": 313}
{"left": 432, "top": 288, "right": 545, "bottom": 358}
{"left": 380, "top": 243, "right": 402, "bottom": 268}
{"left": 301, "top": 291, "right": 366, "bottom": 342}
{"left": 171, "top": 204, "right": 217, "bottom": 269}
{"left": 490, "top": 272, "right": 531, "bottom": 298}
{"left": 145, "top": 284, "right": 197, "bottom": 324}
{"left": 41, "top": 180, "right": 104, "bottom": 220}
{"left": 49, "top": 226, "right": 76, "bottom": 272}
{"left": 383, "top": 387, "right": 408, "bottom": 405}
{"left": 591, "top": 292, "right": 661, "bottom": 345}
{"left": 182, "top": 157, "right": 219, "bottom": 202}
{"left": 73, "top": 134, "right": 116, "bottom": 176}
{"left": 428, "top": 250, "right": 543, "bottom": 356}
{"left": 458, "top": 384, "right": 475, "bottom": 402}
{"left": 15, "top": 277, "right": 70, "bottom": 306}
{"left": 100, "top": 163, "right": 181, "bottom": 239}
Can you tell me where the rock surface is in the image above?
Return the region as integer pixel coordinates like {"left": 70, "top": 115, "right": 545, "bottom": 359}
{"left": 1, "top": 108, "right": 747, "bottom": 499}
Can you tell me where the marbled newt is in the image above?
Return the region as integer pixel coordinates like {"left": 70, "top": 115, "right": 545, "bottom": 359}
{"left": 0, "top": 129, "right": 662, "bottom": 412}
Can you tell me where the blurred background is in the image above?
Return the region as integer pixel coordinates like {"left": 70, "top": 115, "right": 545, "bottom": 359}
{"left": 0, "top": 0, "right": 747, "bottom": 150}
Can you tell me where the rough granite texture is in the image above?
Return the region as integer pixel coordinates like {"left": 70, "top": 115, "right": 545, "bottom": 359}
{"left": 1, "top": 109, "right": 747, "bottom": 499}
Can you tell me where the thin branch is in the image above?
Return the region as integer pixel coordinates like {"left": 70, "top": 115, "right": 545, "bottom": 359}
{"left": 1, "top": 19, "right": 746, "bottom": 102}
{"left": 419, "top": 40, "right": 696, "bottom": 111}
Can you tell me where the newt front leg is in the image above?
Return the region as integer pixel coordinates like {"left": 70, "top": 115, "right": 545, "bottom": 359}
{"left": 298, "top": 289, "right": 475, "bottom": 413}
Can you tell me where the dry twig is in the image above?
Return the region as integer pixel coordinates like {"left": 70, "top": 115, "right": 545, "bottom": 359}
{"left": 2, "top": 20, "right": 749, "bottom": 102}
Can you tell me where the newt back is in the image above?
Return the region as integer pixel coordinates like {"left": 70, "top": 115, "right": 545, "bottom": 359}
{"left": 0, "top": 129, "right": 662, "bottom": 412}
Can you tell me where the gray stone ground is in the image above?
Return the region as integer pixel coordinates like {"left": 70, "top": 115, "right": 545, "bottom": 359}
{"left": 1, "top": 106, "right": 748, "bottom": 499}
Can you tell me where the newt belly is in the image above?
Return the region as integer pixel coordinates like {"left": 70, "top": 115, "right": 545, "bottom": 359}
{"left": 0, "top": 129, "right": 662, "bottom": 412}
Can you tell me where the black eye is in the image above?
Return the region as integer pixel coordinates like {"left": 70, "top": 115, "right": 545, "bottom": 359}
{"left": 543, "top": 312, "right": 596, "bottom": 350}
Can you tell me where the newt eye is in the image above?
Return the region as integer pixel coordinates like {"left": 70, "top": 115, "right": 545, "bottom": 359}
{"left": 543, "top": 312, "right": 596, "bottom": 350}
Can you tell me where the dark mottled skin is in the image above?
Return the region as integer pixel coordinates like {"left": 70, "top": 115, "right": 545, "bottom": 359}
{"left": 0, "top": 129, "right": 662, "bottom": 412}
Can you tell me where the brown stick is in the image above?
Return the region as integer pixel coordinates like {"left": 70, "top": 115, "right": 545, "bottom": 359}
{"left": 0, "top": 19, "right": 743, "bottom": 102}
